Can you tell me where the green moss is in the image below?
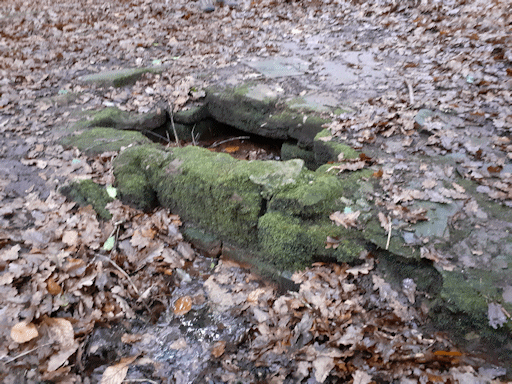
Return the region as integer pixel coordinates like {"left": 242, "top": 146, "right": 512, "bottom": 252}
{"left": 112, "top": 144, "right": 165, "bottom": 211}
{"left": 258, "top": 212, "right": 313, "bottom": 270}
{"left": 59, "top": 127, "right": 151, "bottom": 156}
{"left": 59, "top": 180, "right": 113, "bottom": 220}
{"left": 147, "top": 146, "right": 265, "bottom": 245}
{"left": 314, "top": 129, "right": 360, "bottom": 164}
{"left": 80, "top": 67, "right": 164, "bottom": 87}
{"left": 269, "top": 174, "right": 345, "bottom": 218}
{"left": 258, "top": 212, "right": 365, "bottom": 270}
{"left": 281, "top": 142, "right": 317, "bottom": 170}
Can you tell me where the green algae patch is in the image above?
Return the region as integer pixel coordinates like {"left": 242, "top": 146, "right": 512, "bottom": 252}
{"left": 59, "top": 127, "right": 151, "bottom": 156}
{"left": 60, "top": 180, "right": 113, "bottom": 220}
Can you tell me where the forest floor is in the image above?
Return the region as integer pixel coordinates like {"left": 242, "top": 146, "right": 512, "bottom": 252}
{"left": 0, "top": 0, "right": 511, "bottom": 383}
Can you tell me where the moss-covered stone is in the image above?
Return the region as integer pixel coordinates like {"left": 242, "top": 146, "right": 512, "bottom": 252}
{"left": 173, "top": 104, "right": 210, "bottom": 125}
{"left": 81, "top": 106, "right": 167, "bottom": 132}
{"left": 112, "top": 144, "right": 164, "bottom": 211}
{"left": 288, "top": 115, "right": 331, "bottom": 149}
{"left": 59, "top": 127, "right": 151, "bottom": 156}
{"left": 258, "top": 211, "right": 366, "bottom": 270}
{"left": 79, "top": 66, "right": 165, "bottom": 87}
{"left": 258, "top": 212, "right": 314, "bottom": 270}
{"left": 59, "top": 180, "right": 113, "bottom": 220}
{"left": 204, "top": 83, "right": 333, "bottom": 146}
{"left": 268, "top": 174, "right": 345, "bottom": 219}
{"left": 281, "top": 142, "right": 317, "bottom": 170}
{"left": 113, "top": 143, "right": 370, "bottom": 269}
{"left": 314, "top": 129, "right": 360, "bottom": 164}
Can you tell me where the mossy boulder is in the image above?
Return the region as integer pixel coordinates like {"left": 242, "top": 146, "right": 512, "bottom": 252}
{"left": 204, "top": 83, "right": 339, "bottom": 148}
{"left": 79, "top": 66, "right": 165, "bottom": 87}
{"left": 113, "top": 144, "right": 371, "bottom": 270}
{"left": 59, "top": 127, "right": 151, "bottom": 156}
{"left": 59, "top": 179, "right": 114, "bottom": 220}
{"left": 75, "top": 106, "right": 167, "bottom": 132}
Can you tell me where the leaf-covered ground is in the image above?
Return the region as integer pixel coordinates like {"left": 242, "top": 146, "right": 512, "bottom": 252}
{"left": 0, "top": 0, "right": 511, "bottom": 383}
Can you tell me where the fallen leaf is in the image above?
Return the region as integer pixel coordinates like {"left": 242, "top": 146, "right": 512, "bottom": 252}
{"left": 46, "top": 278, "right": 63, "bottom": 295}
{"left": 353, "top": 370, "right": 372, "bottom": 384}
{"left": 11, "top": 321, "right": 39, "bottom": 343}
{"left": 173, "top": 296, "right": 192, "bottom": 316}
{"left": 329, "top": 211, "right": 360, "bottom": 229}
{"left": 211, "top": 340, "right": 226, "bottom": 358}
{"left": 313, "top": 356, "right": 335, "bottom": 383}
{"left": 100, "top": 356, "right": 138, "bottom": 384}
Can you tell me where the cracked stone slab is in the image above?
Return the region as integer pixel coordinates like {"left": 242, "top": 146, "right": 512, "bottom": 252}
{"left": 243, "top": 57, "right": 309, "bottom": 78}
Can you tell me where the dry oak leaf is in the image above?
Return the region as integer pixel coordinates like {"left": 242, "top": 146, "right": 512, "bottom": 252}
{"left": 11, "top": 321, "right": 39, "bottom": 343}
{"left": 330, "top": 210, "right": 360, "bottom": 229}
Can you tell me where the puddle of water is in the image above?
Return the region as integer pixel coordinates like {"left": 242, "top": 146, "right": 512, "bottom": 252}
{"left": 126, "top": 256, "right": 255, "bottom": 383}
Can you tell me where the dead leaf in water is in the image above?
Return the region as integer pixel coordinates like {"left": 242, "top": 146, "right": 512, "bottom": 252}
{"left": 173, "top": 295, "right": 192, "bottom": 315}
{"left": 211, "top": 340, "right": 226, "bottom": 358}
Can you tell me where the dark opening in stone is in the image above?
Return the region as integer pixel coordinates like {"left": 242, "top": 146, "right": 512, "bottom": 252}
{"left": 149, "top": 118, "right": 283, "bottom": 161}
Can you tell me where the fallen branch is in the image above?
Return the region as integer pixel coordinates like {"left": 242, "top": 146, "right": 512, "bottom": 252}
{"left": 169, "top": 102, "right": 180, "bottom": 147}
{"left": 209, "top": 136, "right": 250, "bottom": 148}
{"left": 99, "top": 255, "right": 140, "bottom": 296}
{"left": 386, "top": 216, "right": 392, "bottom": 250}
{"left": 404, "top": 79, "right": 414, "bottom": 105}
{"left": 4, "top": 343, "right": 52, "bottom": 364}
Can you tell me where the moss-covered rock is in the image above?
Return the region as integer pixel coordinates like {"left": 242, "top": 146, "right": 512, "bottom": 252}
{"left": 113, "top": 144, "right": 369, "bottom": 269}
{"left": 281, "top": 142, "right": 317, "bottom": 170}
{"left": 79, "top": 66, "right": 165, "bottom": 87}
{"left": 59, "top": 127, "right": 151, "bottom": 156}
{"left": 173, "top": 104, "right": 211, "bottom": 124}
{"left": 314, "top": 129, "right": 360, "bottom": 164}
{"left": 80, "top": 106, "right": 167, "bottom": 132}
{"left": 258, "top": 211, "right": 366, "bottom": 270}
{"left": 204, "top": 83, "right": 337, "bottom": 147}
{"left": 59, "top": 180, "right": 114, "bottom": 220}
{"left": 112, "top": 144, "right": 165, "bottom": 211}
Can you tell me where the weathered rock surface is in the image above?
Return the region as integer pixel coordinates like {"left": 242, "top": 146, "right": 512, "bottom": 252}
{"left": 59, "top": 62, "right": 512, "bottom": 369}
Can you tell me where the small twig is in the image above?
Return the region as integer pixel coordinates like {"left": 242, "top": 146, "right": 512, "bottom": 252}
{"left": 123, "top": 380, "right": 159, "bottom": 384}
{"left": 191, "top": 124, "right": 197, "bottom": 146}
{"left": 140, "top": 129, "right": 170, "bottom": 143}
{"left": 404, "top": 79, "right": 414, "bottom": 105}
{"left": 4, "top": 343, "right": 53, "bottom": 364}
{"left": 209, "top": 136, "right": 250, "bottom": 148}
{"left": 99, "top": 255, "right": 139, "bottom": 296}
{"left": 169, "top": 102, "right": 180, "bottom": 147}
{"left": 385, "top": 216, "right": 392, "bottom": 250}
